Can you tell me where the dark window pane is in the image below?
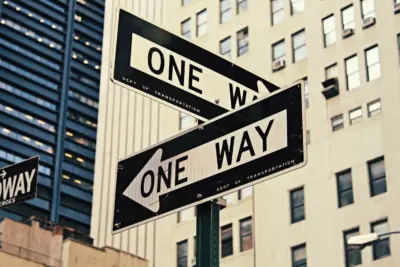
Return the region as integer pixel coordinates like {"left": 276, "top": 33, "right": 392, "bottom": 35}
{"left": 292, "top": 244, "right": 307, "bottom": 267}
{"left": 373, "top": 239, "right": 391, "bottom": 260}
{"left": 372, "top": 178, "right": 387, "bottom": 196}
{"left": 292, "top": 206, "right": 305, "bottom": 222}
{"left": 340, "top": 190, "right": 354, "bottom": 207}
{"left": 344, "top": 229, "right": 362, "bottom": 267}
{"left": 221, "top": 224, "right": 233, "bottom": 257}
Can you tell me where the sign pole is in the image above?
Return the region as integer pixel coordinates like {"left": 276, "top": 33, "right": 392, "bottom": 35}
{"left": 195, "top": 198, "right": 226, "bottom": 267}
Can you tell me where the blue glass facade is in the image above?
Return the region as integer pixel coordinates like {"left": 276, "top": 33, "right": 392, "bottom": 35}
{"left": 0, "top": 0, "right": 104, "bottom": 235}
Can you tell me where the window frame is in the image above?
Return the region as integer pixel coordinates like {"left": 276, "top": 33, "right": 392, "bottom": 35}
{"left": 291, "top": 243, "right": 307, "bottom": 267}
{"left": 239, "top": 217, "right": 253, "bottom": 252}
{"left": 367, "top": 99, "right": 381, "bottom": 117}
{"left": 220, "top": 36, "right": 232, "bottom": 58}
{"left": 322, "top": 14, "right": 336, "bottom": 47}
{"left": 221, "top": 223, "right": 233, "bottom": 258}
{"left": 290, "top": 187, "right": 305, "bottom": 224}
{"left": 272, "top": 39, "right": 285, "bottom": 62}
{"left": 345, "top": 54, "right": 360, "bottom": 90}
{"left": 361, "top": 0, "right": 376, "bottom": 19}
{"left": 220, "top": 0, "right": 232, "bottom": 24}
{"left": 344, "top": 227, "right": 362, "bottom": 267}
{"left": 196, "top": 9, "right": 208, "bottom": 37}
{"left": 290, "top": 0, "right": 304, "bottom": 15}
{"left": 349, "top": 106, "right": 363, "bottom": 125}
{"left": 177, "top": 239, "right": 188, "bottom": 267}
{"left": 341, "top": 5, "right": 356, "bottom": 30}
{"left": 365, "top": 45, "right": 381, "bottom": 82}
{"left": 271, "top": 0, "right": 284, "bottom": 25}
{"left": 367, "top": 156, "right": 387, "bottom": 197}
{"left": 181, "top": 18, "right": 191, "bottom": 39}
{"left": 331, "top": 114, "right": 344, "bottom": 132}
{"left": 325, "top": 63, "right": 338, "bottom": 80}
{"left": 237, "top": 27, "right": 249, "bottom": 57}
{"left": 336, "top": 169, "right": 354, "bottom": 208}
{"left": 371, "top": 219, "right": 391, "bottom": 260}
{"left": 292, "top": 29, "right": 306, "bottom": 63}
{"left": 237, "top": 0, "right": 248, "bottom": 14}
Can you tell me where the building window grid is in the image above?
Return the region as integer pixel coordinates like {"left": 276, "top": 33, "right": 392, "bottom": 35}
{"left": 73, "top": 32, "right": 102, "bottom": 52}
{"left": 196, "top": 9, "right": 208, "bottom": 37}
{"left": 291, "top": 0, "right": 304, "bottom": 15}
{"left": 344, "top": 228, "right": 362, "bottom": 267}
{"left": 368, "top": 157, "right": 387, "bottom": 196}
{"left": 290, "top": 187, "right": 305, "bottom": 223}
{"left": 0, "top": 81, "right": 56, "bottom": 111}
{"left": 237, "top": 27, "right": 249, "bottom": 57}
{"left": 323, "top": 15, "right": 336, "bottom": 47}
{"left": 240, "top": 217, "right": 253, "bottom": 252}
{"left": 292, "top": 30, "right": 307, "bottom": 62}
{"left": 271, "top": 0, "right": 284, "bottom": 25}
{"left": 361, "top": 0, "right": 376, "bottom": 19}
{"left": 237, "top": 0, "right": 248, "bottom": 14}
{"left": 342, "top": 5, "right": 356, "bottom": 30}
{"left": 220, "top": 36, "right": 232, "bottom": 58}
{"left": 74, "top": 11, "right": 103, "bottom": 35}
{"left": 0, "top": 59, "right": 58, "bottom": 90}
{"left": 68, "top": 90, "right": 99, "bottom": 109}
{"left": 367, "top": 99, "right": 381, "bottom": 117}
{"left": 0, "top": 104, "right": 56, "bottom": 132}
{"left": 67, "top": 110, "right": 97, "bottom": 129}
{"left": 371, "top": 219, "right": 391, "bottom": 260}
{"left": 220, "top": 0, "right": 232, "bottom": 24}
{"left": 336, "top": 169, "right": 354, "bottom": 208}
{"left": 62, "top": 173, "right": 93, "bottom": 192}
{"left": 177, "top": 240, "right": 188, "bottom": 267}
{"left": 1, "top": 19, "right": 63, "bottom": 51}
{"left": 345, "top": 55, "right": 360, "bottom": 90}
{"left": 332, "top": 114, "right": 344, "bottom": 131}
{"left": 70, "top": 71, "right": 98, "bottom": 89}
{"left": 0, "top": 126, "right": 54, "bottom": 154}
{"left": 72, "top": 50, "right": 101, "bottom": 70}
{"left": 365, "top": 45, "right": 381, "bottom": 81}
{"left": 349, "top": 107, "right": 363, "bottom": 125}
{"left": 36, "top": 0, "right": 66, "bottom": 13}
{"left": 64, "top": 151, "right": 94, "bottom": 170}
{"left": 292, "top": 244, "right": 307, "bottom": 267}
{"left": 181, "top": 18, "right": 191, "bottom": 39}
{"left": 0, "top": 149, "right": 51, "bottom": 176}
{"left": 66, "top": 131, "right": 96, "bottom": 150}
{"left": 221, "top": 224, "right": 233, "bottom": 258}
{"left": 0, "top": 38, "right": 60, "bottom": 70}
{"left": 5, "top": 0, "right": 64, "bottom": 31}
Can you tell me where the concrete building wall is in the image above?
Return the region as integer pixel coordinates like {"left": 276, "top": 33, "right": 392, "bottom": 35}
{"left": 0, "top": 251, "right": 44, "bottom": 267}
{"left": 92, "top": 0, "right": 400, "bottom": 267}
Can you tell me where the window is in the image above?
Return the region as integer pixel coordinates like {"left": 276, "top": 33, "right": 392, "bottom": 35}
{"left": 291, "top": 0, "right": 304, "bottom": 15}
{"left": 304, "top": 78, "right": 309, "bottom": 108}
{"left": 325, "top": 63, "right": 338, "bottom": 79}
{"left": 272, "top": 40, "right": 285, "bottom": 61}
{"left": 62, "top": 173, "right": 93, "bottom": 192}
{"left": 0, "top": 149, "right": 51, "bottom": 176}
{"left": 196, "top": 9, "right": 207, "bottom": 37}
{"left": 240, "top": 217, "right": 253, "bottom": 252}
{"left": 223, "top": 192, "right": 236, "bottom": 205}
{"left": 177, "top": 207, "right": 195, "bottom": 223}
{"left": 69, "top": 90, "right": 99, "bottom": 109}
{"left": 0, "top": 81, "right": 56, "bottom": 111}
{"left": 0, "top": 104, "right": 56, "bottom": 132}
{"left": 67, "top": 111, "right": 97, "bottom": 128}
{"left": 71, "top": 50, "right": 100, "bottom": 70}
{"left": 290, "top": 187, "right": 305, "bottom": 223}
{"left": 180, "top": 112, "right": 196, "bottom": 130}
{"left": 239, "top": 186, "right": 253, "bottom": 199}
{"left": 66, "top": 131, "right": 96, "bottom": 149}
{"left": 0, "top": 126, "right": 54, "bottom": 154}
{"left": 349, "top": 107, "right": 363, "bottom": 125}
{"left": 336, "top": 169, "right": 354, "bottom": 208}
{"left": 237, "top": 0, "right": 248, "bottom": 14}
{"left": 177, "top": 240, "right": 188, "bottom": 267}
{"left": 306, "top": 130, "right": 310, "bottom": 144}
{"left": 220, "top": 37, "right": 232, "bottom": 58}
{"left": 371, "top": 219, "right": 391, "bottom": 260}
{"left": 64, "top": 151, "right": 94, "bottom": 170}
{"left": 368, "top": 157, "right": 387, "bottom": 196}
{"left": 398, "top": 34, "right": 400, "bottom": 62}
{"left": 221, "top": 224, "right": 233, "bottom": 257}
{"left": 220, "top": 0, "right": 232, "bottom": 23}
{"left": 181, "top": 19, "right": 191, "bottom": 39}
{"left": 345, "top": 55, "right": 360, "bottom": 90}
{"left": 292, "top": 30, "right": 306, "bottom": 62}
{"left": 292, "top": 244, "right": 307, "bottom": 267}
{"left": 331, "top": 114, "right": 344, "bottom": 131}
{"left": 237, "top": 27, "right": 249, "bottom": 56}
{"left": 365, "top": 45, "right": 381, "bottom": 81}
{"left": 271, "top": 0, "right": 284, "bottom": 25}
{"left": 182, "top": 0, "right": 192, "bottom": 5}
{"left": 344, "top": 228, "right": 362, "bottom": 267}
{"left": 323, "top": 15, "right": 336, "bottom": 47}
{"left": 342, "top": 5, "right": 355, "bottom": 30}
{"left": 361, "top": 0, "right": 376, "bottom": 19}
{"left": 367, "top": 99, "right": 381, "bottom": 117}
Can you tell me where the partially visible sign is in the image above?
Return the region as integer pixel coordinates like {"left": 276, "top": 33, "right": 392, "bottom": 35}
{"left": 0, "top": 156, "right": 39, "bottom": 208}
{"left": 111, "top": 8, "right": 280, "bottom": 121}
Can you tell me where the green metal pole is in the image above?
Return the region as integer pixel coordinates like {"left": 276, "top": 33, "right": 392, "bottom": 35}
{"left": 196, "top": 200, "right": 224, "bottom": 267}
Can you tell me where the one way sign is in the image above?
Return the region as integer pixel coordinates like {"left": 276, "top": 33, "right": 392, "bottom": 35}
{"left": 0, "top": 156, "right": 39, "bottom": 209}
{"left": 113, "top": 82, "right": 307, "bottom": 233}
{"left": 111, "top": 8, "right": 279, "bottom": 121}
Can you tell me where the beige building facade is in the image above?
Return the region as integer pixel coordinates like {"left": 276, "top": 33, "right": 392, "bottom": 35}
{"left": 91, "top": 0, "right": 400, "bottom": 267}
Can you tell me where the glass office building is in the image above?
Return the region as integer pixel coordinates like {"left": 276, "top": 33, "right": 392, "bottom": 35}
{"left": 0, "top": 0, "right": 104, "bottom": 235}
